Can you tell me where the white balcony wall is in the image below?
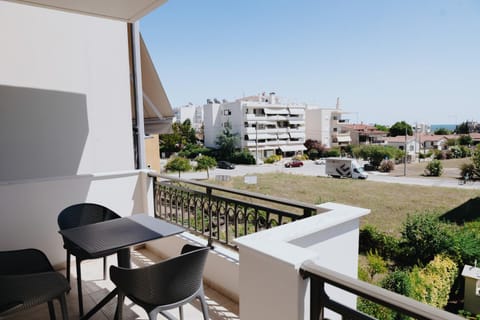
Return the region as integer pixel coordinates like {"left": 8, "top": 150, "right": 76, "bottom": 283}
{"left": 235, "top": 203, "right": 369, "bottom": 320}
{"left": 0, "top": 2, "right": 149, "bottom": 266}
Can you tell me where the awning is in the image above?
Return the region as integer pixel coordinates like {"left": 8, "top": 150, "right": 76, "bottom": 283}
{"left": 264, "top": 108, "right": 289, "bottom": 114}
{"left": 138, "top": 34, "right": 174, "bottom": 134}
{"left": 289, "top": 132, "right": 305, "bottom": 139}
{"left": 289, "top": 120, "right": 304, "bottom": 125}
{"left": 279, "top": 145, "right": 307, "bottom": 152}
{"left": 14, "top": 0, "right": 168, "bottom": 22}
{"left": 289, "top": 108, "right": 305, "bottom": 115}
{"left": 336, "top": 135, "right": 352, "bottom": 143}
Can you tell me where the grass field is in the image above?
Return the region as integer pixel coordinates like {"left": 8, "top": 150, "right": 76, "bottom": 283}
{"left": 220, "top": 159, "right": 480, "bottom": 236}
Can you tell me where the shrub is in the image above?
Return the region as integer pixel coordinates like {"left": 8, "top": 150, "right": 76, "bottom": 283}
{"left": 409, "top": 255, "right": 458, "bottom": 309}
{"left": 451, "top": 221, "right": 480, "bottom": 265}
{"left": 230, "top": 151, "right": 256, "bottom": 164}
{"left": 264, "top": 154, "right": 282, "bottom": 164}
{"left": 165, "top": 156, "right": 192, "bottom": 177}
{"left": 379, "top": 159, "right": 395, "bottom": 172}
{"left": 460, "top": 162, "right": 475, "bottom": 179}
{"left": 398, "top": 214, "right": 454, "bottom": 266}
{"left": 380, "top": 270, "right": 412, "bottom": 320}
{"left": 424, "top": 159, "right": 443, "bottom": 176}
{"left": 359, "top": 225, "right": 399, "bottom": 259}
{"left": 366, "top": 250, "right": 388, "bottom": 280}
{"left": 324, "top": 148, "right": 341, "bottom": 157}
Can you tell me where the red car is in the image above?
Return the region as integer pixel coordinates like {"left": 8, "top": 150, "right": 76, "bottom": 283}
{"left": 284, "top": 160, "right": 304, "bottom": 168}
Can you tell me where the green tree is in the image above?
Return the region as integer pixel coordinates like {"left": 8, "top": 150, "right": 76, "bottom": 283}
{"left": 354, "top": 145, "right": 402, "bottom": 168}
{"left": 458, "top": 134, "right": 472, "bottom": 146}
{"left": 456, "top": 121, "right": 470, "bottom": 134}
{"left": 425, "top": 159, "right": 443, "bottom": 176}
{"left": 389, "top": 121, "right": 413, "bottom": 137}
{"left": 215, "top": 121, "right": 239, "bottom": 161}
{"left": 165, "top": 157, "right": 192, "bottom": 178}
{"left": 433, "top": 128, "right": 451, "bottom": 135}
{"left": 374, "top": 124, "right": 389, "bottom": 132}
{"left": 159, "top": 119, "right": 197, "bottom": 153}
{"left": 195, "top": 155, "right": 217, "bottom": 179}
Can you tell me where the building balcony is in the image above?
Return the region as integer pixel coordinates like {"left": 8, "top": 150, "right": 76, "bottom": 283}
{"left": 2, "top": 174, "right": 464, "bottom": 320}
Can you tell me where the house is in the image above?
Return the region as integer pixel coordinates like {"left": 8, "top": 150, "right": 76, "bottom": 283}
{"left": 418, "top": 134, "right": 449, "bottom": 153}
{"left": 203, "top": 92, "right": 307, "bottom": 160}
{"left": 340, "top": 123, "right": 388, "bottom": 145}
{"left": 305, "top": 98, "right": 351, "bottom": 148}
{"left": 383, "top": 135, "right": 420, "bottom": 162}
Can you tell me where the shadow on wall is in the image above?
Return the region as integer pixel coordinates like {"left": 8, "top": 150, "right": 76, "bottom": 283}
{"left": 440, "top": 197, "right": 480, "bottom": 224}
{"left": 0, "top": 85, "right": 88, "bottom": 181}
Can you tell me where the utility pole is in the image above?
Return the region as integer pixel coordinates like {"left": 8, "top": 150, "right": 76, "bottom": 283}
{"left": 404, "top": 127, "right": 407, "bottom": 176}
{"left": 255, "top": 121, "right": 259, "bottom": 164}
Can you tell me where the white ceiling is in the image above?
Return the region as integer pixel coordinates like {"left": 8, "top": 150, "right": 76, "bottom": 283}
{"left": 7, "top": 0, "right": 167, "bottom": 22}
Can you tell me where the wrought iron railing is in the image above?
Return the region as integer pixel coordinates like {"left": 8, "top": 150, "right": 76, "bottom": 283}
{"left": 149, "top": 173, "right": 324, "bottom": 249}
{"left": 300, "top": 260, "right": 464, "bottom": 320}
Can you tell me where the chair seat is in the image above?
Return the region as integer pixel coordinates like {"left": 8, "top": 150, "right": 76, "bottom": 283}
{"left": 0, "top": 272, "right": 69, "bottom": 315}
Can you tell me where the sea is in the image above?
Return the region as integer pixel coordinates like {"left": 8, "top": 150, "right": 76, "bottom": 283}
{"left": 430, "top": 124, "right": 456, "bottom": 132}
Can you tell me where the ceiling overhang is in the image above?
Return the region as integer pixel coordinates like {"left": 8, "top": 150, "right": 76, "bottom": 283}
{"left": 6, "top": 0, "right": 168, "bottom": 22}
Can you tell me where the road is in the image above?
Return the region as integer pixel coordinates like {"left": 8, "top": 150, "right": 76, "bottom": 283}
{"left": 165, "top": 160, "right": 480, "bottom": 190}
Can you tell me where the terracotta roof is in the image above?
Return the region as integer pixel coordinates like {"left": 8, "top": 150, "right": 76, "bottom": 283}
{"left": 384, "top": 135, "right": 416, "bottom": 143}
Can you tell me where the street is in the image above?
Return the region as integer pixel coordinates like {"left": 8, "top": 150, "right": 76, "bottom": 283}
{"left": 164, "top": 160, "right": 480, "bottom": 190}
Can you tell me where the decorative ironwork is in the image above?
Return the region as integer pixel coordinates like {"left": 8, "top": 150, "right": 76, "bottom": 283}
{"left": 149, "top": 173, "right": 321, "bottom": 249}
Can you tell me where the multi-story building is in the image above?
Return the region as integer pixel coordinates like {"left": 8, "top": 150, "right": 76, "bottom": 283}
{"left": 305, "top": 98, "right": 351, "bottom": 148}
{"left": 173, "top": 102, "right": 204, "bottom": 130}
{"left": 204, "top": 92, "right": 307, "bottom": 160}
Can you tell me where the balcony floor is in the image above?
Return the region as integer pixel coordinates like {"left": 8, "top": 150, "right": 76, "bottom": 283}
{"left": 3, "top": 248, "right": 239, "bottom": 320}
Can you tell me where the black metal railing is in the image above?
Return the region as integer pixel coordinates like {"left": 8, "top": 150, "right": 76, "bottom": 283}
{"left": 300, "top": 260, "right": 464, "bottom": 320}
{"left": 149, "top": 173, "right": 325, "bottom": 249}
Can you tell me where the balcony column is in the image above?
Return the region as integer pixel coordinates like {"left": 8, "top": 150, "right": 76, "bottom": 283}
{"left": 235, "top": 203, "right": 369, "bottom": 320}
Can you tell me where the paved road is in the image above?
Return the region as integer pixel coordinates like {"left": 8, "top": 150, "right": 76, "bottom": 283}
{"left": 167, "top": 160, "right": 480, "bottom": 190}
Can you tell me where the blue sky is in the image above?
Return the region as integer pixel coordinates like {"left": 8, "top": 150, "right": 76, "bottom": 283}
{"left": 141, "top": 0, "right": 479, "bottom": 126}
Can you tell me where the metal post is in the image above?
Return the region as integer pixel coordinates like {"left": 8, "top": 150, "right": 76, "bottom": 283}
{"left": 130, "top": 22, "right": 146, "bottom": 169}
{"left": 404, "top": 127, "right": 407, "bottom": 176}
{"left": 255, "top": 121, "right": 259, "bottom": 163}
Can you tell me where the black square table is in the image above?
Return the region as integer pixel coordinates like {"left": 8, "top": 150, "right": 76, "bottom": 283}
{"left": 59, "top": 214, "right": 185, "bottom": 319}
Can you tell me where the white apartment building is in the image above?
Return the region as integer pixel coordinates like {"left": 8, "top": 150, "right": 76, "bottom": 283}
{"left": 173, "top": 102, "right": 204, "bottom": 130}
{"left": 305, "top": 101, "right": 351, "bottom": 148}
{"left": 204, "top": 92, "right": 306, "bottom": 160}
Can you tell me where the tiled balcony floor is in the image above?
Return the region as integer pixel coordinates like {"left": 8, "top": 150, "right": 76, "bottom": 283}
{"left": 3, "top": 248, "right": 239, "bottom": 320}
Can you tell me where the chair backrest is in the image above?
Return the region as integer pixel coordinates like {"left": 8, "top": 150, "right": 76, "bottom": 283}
{"left": 0, "top": 248, "right": 54, "bottom": 275}
{"left": 58, "top": 203, "right": 120, "bottom": 230}
{"left": 110, "top": 245, "right": 209, "bottom": 306}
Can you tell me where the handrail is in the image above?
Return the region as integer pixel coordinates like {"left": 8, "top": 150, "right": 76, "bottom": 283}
{"left": 149, "top": 173, "right": 322, "bottom": 215}
{"left": 148, "top": 173, "right": 325, "bottom": 248}
{"left": 300, "top": 260, "right": 464, "bottom": 320}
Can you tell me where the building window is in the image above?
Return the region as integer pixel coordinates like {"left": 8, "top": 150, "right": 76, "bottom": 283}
{"left": 224, "top": 109, "right": 231, "bottom": 116}
{"left": 333, "top": 128, "right": 338, "bottom": 132}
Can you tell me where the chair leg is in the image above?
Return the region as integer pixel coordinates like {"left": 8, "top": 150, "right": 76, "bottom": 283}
{"left": 114, "top": 292, "right": 125, "bottom": 320}
{"left": 66, "top": 251, "right": 70, "bottom": 285}
{"left": 76, "top": 259, "right": 84, "bottom": 316}
{"left": 103, "top": 256, "right": 107, "bottom": 280}
{"left": 198, "top": 287, "right": 209, "bottom": 320}
{"left": 58, "top": 294, "right": 69, "bottom": 320}
{"left": 47, "top": 301, "right": 56, "bottom": 320}
{"left": 179, "top": 306, "right": 184, "bottom": 320}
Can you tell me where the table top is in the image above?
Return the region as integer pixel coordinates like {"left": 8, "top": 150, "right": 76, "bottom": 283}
{"left": 59, "top": 214, "right": 184, "bottom": 257}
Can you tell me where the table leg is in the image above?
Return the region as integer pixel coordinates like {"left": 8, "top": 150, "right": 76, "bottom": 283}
{"left": 80, "top": 249, "right": 131, "bottom": 319}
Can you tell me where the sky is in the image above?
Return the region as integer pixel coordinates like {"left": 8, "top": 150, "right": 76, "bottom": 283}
{"left": 141, "top": 0, "right": 480, "bottom": 126}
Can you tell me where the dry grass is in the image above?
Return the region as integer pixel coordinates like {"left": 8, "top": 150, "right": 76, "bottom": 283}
{"left": 223, "top": 170, "right": 480, "bottom": 236}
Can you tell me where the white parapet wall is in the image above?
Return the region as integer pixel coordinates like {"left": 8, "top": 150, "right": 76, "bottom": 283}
{"left": 234, "top": 202, "right": 370, "bottom": 320}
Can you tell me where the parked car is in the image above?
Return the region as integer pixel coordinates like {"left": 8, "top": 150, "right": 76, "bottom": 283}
{"left": 284, "top": 160, "right": 304, "bottom": 168}
{"left": 217, "top": 161, "right": 235, "bottom": 169}
{"left": 315, "top": 158, "right": 326, "bottom": 165}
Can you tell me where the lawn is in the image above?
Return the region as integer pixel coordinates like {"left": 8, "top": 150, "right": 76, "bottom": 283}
{"left": 222, "top": 171, "right": 480, "bottom": 236}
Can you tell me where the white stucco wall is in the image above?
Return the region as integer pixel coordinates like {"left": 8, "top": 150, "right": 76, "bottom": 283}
{"left": 0, "top": 2, "right": 147, "bottom": 266}
{"left": 0, "top": 1, "right": 134, "bottom": 179}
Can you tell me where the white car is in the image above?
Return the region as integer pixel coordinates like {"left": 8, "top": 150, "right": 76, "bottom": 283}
{"left": 315, "top": 158, "right": 326, "bottom": 165}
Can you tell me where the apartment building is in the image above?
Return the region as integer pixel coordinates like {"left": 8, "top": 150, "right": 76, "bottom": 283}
{"left": 203, "top": 92, "right": 307, "bottom": 160}
{"left": 173, "top": 102, "right": 204, "bottom": 130}
{"left": 305, "top": 100, "right": 351, "bottom": 148}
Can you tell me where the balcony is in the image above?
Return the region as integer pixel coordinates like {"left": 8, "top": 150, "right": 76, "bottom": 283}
{"left": 2, "top": 174, "right": 465, "bottom": 320}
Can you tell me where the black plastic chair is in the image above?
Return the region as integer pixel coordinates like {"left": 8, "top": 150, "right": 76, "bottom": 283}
{"left": 57, "top": 203, "right": 121, "bottom": 316}
{"left": 110, "top": 244, "right": 210, "bottom": 320}
{"left": 0, "top": 248, "right": 70, "bottom": 320}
